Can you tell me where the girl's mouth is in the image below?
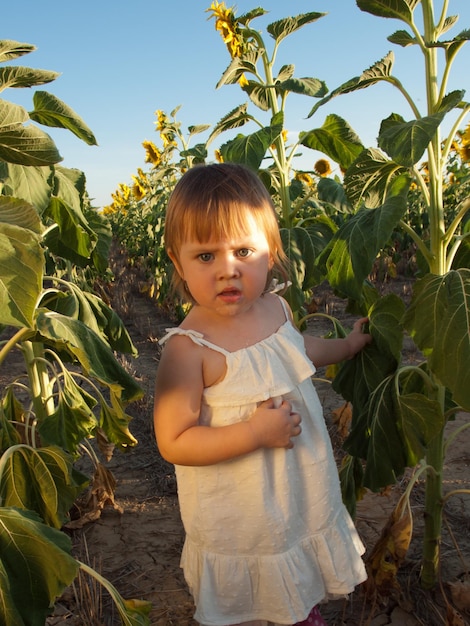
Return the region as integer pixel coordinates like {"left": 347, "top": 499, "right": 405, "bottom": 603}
{"left": 218, "top": 288, "right": 242, "bottom": 303}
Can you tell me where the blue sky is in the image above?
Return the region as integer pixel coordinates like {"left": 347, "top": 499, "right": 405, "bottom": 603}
{"left": 3, "top": 1, "right": 470, "bottom": 208}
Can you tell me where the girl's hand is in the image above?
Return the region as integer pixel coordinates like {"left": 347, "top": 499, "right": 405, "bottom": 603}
{"left": 346, "top": 317, "right": 372, "bottom": 358}
{"left": 248, "top": 399, "right": 302, "bottom": 449}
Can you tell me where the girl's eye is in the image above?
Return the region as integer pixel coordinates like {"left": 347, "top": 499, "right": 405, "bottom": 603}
{"left": 237, "top": 248, "right": 252, "bottom": 258}
{"left": 198, "top": 252, "right": 213, "bottom": 262}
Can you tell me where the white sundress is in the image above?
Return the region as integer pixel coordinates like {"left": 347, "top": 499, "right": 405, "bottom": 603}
{"left": 159, "top": 299, "right": 367, "bottom": 626}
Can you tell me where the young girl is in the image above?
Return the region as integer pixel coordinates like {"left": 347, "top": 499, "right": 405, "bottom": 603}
{"left": 153, "top": 163, "right": 371, "bottom": 626}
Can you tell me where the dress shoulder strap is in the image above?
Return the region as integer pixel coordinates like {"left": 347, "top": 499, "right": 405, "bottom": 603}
{"left": 276, "top": 294, "right": 290, "bottom": 322}
{"left": 159, "top": 327, "right": 231, "bottom": 356}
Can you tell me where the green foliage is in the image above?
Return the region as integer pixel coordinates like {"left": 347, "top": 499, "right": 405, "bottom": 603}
{"left": 304, "top": 0, "right": 470, "bottom": 590}
{"left": 0, "top": 40, "right": 150, "bottom": 624}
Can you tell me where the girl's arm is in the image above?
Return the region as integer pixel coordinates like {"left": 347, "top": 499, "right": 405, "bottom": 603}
{"left": 153, "top": 335, "right": 301, "bottom": 466}
{"left": 304, "top": 317, "right": 372, "bottom": 367}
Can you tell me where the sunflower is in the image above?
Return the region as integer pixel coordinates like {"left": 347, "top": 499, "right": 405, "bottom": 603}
{"left": 155, "top": 110, "right": 167, "bottom": 132}
{"left": 142, "top": 140, "right": 162, "bottom": 166}
{"left": 207, "top": 1, "right": 244, "bottom": 58}
{"left": 295, "top": 172, "right": 314, "bottom": 186}
{"left": 314, "top": 159, "right": 332, "bottom": 177}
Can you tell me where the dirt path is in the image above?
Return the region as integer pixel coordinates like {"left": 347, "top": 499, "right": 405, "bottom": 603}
{"left": 48, "top": 273, "right": 470, "bottom": 626}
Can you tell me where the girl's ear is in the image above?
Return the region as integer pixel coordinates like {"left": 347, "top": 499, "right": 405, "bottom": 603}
{"left": 167, "top": 250, "right": 183, "bottom": 277}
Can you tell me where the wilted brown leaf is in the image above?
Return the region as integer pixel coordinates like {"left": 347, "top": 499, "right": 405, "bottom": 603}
{"left": 365, "top": 491, "right": 413, "bottom": 599}
{"left": 447, "top": 579, "right": 470, "bottom": 612}
{"left": 332, "top": 402, "right": 352, "bottom": 438}
{"left": 65, "top": 462, "right": 123, "bottom": 529}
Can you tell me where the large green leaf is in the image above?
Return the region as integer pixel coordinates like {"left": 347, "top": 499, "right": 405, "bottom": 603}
{"left": 317, "top": 177, "right": 353, "bottom": 214}
{"left": 0, "top": 390, "right": 22, "bottom": 452}
{"left": 241, "top": 80, "right": 270, "bottom": 111}
{"left": 85, "top": 207, "right": 113, "bottom": 274}
{"left": 403, "top": 269, "right": 470, "bottom": 410}
{"left": 0, "top": 40, "right": 35, "bottom": 63}
{"left": 0, "top": 66, "right": 59, "bottom": 90}
{"left": 344, "top": 147, "right": 408, "bottom": 208}
{"left": 216, "top": 49, "right": 259, "bottom": 88}
{"left": 207, "top": 104, "right": 250, "bottom": 146}
{"left": 281, "top": 225, "right": 319, "bottom": 309}
{"left": 99, "top": 391, "right": 139, "bottom": 450}
{"left": 0, "top": 195, "right": 42, "bottom": 233}
{"left": 0, "top": 162, "right": 53, "bottom": 211}
{"left": 307, "top": 52, "right": 395, "bottom": 118}
{"left": 267, "top": 12, "right": 326, "bottom": 44}
{"left": 0, "top": 444, "right": 87, "bottom": 528}
{"left": 378, "top": 112, "right": 445, "bottom": 167}
{"left": 299, "top": 114, "right": 364, "bottom": 171}
{"left": 345, "top": 367, "right": 445, "bottom": 491}
{"left": 219, "top": 112, "right": 283, "bottom": 170}
{"left": 318, "top": 174, "right": 409, "bottom": 300}
{"left": 333, "top": 293, "right": 404, "bottom": 423}
{"left": 0, "top": 100, "right": 62, "bottom": 166}
{"left": 39, "top": 283, "right": 137, "bottom": 355}
{"left": 35, "top": 311, "right": 143, "bottom": 403}
{"left": 277, "top": 77, "right": 328, "bottom": 99}
{"left": 37, "top": 370, "right": 98, "bottom": 454}
{"left": 30, "top": 91, "right": 97, "bottom": 146}
{"left": 53, "top": 166, "right": 86, "bottom": 212}
{"left": 356, "top": 0, "right": 419, "bottom": 25}
{"left": 0, "top": 507, "right": 79, "bottom": 626}
{"left": 0, "top": 213, "right": 43, "bottom": 328}
{"left": 43, "top": 196, "right": 97, "bottom": 264}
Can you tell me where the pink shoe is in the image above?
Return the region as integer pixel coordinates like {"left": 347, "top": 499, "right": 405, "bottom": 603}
{"left": 294, "top": 605, "right": 328, "bottom": 625}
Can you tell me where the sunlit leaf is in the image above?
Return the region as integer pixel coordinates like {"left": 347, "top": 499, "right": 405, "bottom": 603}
{"left": 43, "top": 196, "right": 97, "bottom": 263}
{"left": 242, "top": 80, "right": 270, "bottom": 111}
{"left": 267, "top": 12, "right": 326, "bottom": 44}
{"left": 275, "top": 64, "right": 295, "bottom": 82}
{"left": 188, "top": 124, "right": 211, "bottom": 136}
{"left": 0, "top": 100, "right": 62, "bottom": 165}
{"left": 30, "top": 91, "right": 97, "bottom": 146}
{"left": 0, "top": 220, "right": 43, "bottom": 327}
{"left": 277, "top": 77, "right": 328, "bottom": 99}
{"left": 307, "top": 52, "right": 395, "bottom": 118}
{"left": 0, "top": 40, "right": 36, "bottom": 63}
{"left": 387, "top": 29, "right": 417, "bottom": 46}
{"left": 0, "top": 195, "right": 42, "bottom": 233}
{"left": 344, "top": 148, "right": 408, "bottom": 208}
{"left": 0, "top": 66, "right": 59, "bottom": 90}
{"left": 53, "top": 166, "right": 86, "bottom": 212}
{"left": 318, "top": 175, "right": 409, "bottom": 300}
{"left": 0, "top": 162, "right": 53, "bottom": 211}
{"left": 0, "top": 444, "right": 87, "bottom": 527}
{"left": 356, "top": 0, "right": 419, "bottom": 25}
{"left": 35, "top": 311, "right": 143, "bottom": 403}
{"left": 216, "top": 50, "right": 259, "bottom": 88}
{"left": 38, "top": 370, "right": 98, "bottom": 453}
{"left": 206, "top": 103, "right": 250, "bottom": 146}
{"left": 238, "top": 7, "right": 267, "bottom": 26}
{"left": 300, "top": 114, "right": 364, "bottom": 171}
{"left": 378, "top": 112, "right": 445, "bottom": 167}
{"left": 99, "top": 391, "right": 138, "bottom": 450}
{"left": 219, "top": 112, "right": 283, "bottom": 170}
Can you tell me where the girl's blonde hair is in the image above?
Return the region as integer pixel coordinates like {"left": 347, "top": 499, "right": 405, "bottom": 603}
{"left": 164, "top": 163, "right": 289, "bottom": 301}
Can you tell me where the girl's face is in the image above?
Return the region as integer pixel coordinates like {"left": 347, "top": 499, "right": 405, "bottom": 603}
{"left": 170, "top": 215, "right": 274, "bottom": 318}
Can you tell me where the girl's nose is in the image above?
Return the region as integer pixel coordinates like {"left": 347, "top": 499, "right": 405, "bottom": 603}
{"left": 216, "top": 254, "right": 240, "bottom": 279}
